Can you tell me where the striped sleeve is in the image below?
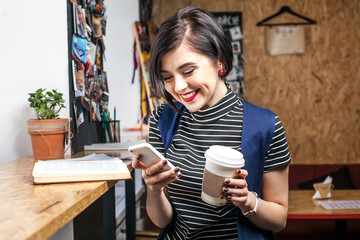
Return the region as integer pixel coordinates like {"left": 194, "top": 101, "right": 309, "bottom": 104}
{"left": 264, "top": 116, "right": 291, "bottom": 171}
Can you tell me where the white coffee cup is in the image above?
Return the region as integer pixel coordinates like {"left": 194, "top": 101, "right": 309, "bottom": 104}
{"left": 201, "top": 145, "right": 245, "bottom": 206}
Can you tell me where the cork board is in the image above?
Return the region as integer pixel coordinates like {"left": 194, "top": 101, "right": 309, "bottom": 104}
{"left": 151, "top": 0, "right": 360, "bottom": 164}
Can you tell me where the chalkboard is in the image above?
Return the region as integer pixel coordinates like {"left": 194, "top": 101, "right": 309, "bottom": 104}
{"left": 212, "top": 12, "right": 245, "bottom": 95}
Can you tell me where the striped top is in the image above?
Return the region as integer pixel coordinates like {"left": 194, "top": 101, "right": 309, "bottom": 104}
{"left": 149, "top": 88, "right": 291, "bottom": 239}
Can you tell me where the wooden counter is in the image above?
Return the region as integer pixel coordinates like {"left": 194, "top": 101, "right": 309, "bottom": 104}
{"left": 0, "top": 157, "right": 118, "bottom": 240}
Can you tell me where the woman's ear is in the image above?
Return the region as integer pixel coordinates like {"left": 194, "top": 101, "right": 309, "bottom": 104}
{"left": 217, "top": 60, "right": 223, "bottom": 71}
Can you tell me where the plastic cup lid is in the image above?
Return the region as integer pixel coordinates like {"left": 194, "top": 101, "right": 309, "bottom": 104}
{"left": 205, "top": 145, "right": 244, "bottom": 168}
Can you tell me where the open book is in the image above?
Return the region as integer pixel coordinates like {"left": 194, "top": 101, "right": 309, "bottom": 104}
{"left": 84, "top": 139, "right": 146, "bottom": 151}
{"left": 32, "top": 156, "right": 131, "bottom": 184}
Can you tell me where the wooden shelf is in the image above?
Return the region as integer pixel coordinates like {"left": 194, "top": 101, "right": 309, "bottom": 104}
{"left": 121, "top": 216, "right": 160, "bottom": 239}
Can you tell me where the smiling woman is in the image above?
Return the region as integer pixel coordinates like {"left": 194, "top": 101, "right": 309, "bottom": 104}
{"left": 149, "top": 7, "right": 233, "bottom": 113}
{"left": 132, "top": 6, "right": 291, "bottom": 240}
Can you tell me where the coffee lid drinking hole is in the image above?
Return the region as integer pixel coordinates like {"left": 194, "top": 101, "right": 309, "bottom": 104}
{"left": 205, "top": 145, "right": 244, "bottom": 168}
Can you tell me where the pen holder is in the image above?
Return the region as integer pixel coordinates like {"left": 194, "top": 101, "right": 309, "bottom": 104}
{"left": 97, "top": 120, "right": 120, "bottom": 143}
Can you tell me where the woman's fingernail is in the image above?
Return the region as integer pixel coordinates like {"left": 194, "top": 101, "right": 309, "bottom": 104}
{"left": 237, "top": 169, "right": 241, "bottom": 174}
{"left": 225, "top": 179, "right": 230, "bottom": 184}
{"left": 227, "top": 195, "right": 232, "bottom": 200}
{"left": 162, "top": 160, "right": 167, "bottom": 165}
{"left": 136, "top": 155, "right": 141, "bottom": 160}
{"left": 174, "top": 167, "right": 180, "bottom": 172}
{"left": 177, "top": 173, "right": 182, "bottom": 178}
{"left": 223, "top": 188, "right": 228, "bottom": 192}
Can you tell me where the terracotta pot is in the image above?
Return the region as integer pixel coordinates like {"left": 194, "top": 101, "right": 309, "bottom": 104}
{"left": 27, "top": 119, "right": 69, "bottom": 160}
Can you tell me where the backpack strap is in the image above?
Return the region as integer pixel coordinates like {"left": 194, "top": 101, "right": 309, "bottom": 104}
{"left": 158, "top": 102, "right": 186, "bottom": 157}
{"left": 241, "top": 99, "right": 275, "bottom": 194}
{"left": 157, "top": 102, "right": 185, "bottom": 240}
{"left": 236, "top": 99, "right": 275, "bottom": 240}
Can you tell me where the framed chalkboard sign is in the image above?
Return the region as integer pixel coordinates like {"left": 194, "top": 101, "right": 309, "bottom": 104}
{"left": 212, "top": 12, "right": 244, "bottom": 95}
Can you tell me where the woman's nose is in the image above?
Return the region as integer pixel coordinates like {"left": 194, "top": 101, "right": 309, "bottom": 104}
{"left": 174, "top": 77, "right": 188, "bottom": 93}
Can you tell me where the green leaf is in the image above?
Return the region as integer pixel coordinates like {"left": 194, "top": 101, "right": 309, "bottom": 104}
{"left": 27, "top": 88, "right": 66, "bottom": 119}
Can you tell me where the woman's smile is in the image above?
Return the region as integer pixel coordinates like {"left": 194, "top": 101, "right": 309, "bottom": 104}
{"left": 180, "top": 89, "right": 199, "bottom": 102}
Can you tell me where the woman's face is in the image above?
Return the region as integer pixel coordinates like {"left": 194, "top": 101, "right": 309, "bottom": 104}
{"left": 160, "top": 43, "right": 227, "bottom": 112}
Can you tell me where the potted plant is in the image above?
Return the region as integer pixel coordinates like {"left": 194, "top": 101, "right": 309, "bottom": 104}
{"left": 27, "top": 88, "right": 70, "bottom": 160}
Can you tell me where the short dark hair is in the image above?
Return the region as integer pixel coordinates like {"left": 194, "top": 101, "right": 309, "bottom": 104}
{"left": 149, "top": 6, "right": 233, "bottom": 112}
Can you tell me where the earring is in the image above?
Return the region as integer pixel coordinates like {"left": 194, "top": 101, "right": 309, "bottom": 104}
{"left": 219, "top": 69, "right": 226, "bottom": 76}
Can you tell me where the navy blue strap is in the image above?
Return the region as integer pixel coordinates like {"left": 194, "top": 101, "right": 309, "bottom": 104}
{"left": 237, "top": 100, "right": 275, "bottom": 240}
{"left": 157, "top": 102, "right": 185, "bottom": 240}
{"left": 158, "top": 102, "right": 186, "bottom": 157}
{"left": 242, "top": 100, "right": 275, "bottom": 194}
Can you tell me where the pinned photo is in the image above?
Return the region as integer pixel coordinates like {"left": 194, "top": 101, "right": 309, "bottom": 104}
{"left": 72, "top": 60, "right": 84, "bottom": 97}
{"left": 86, "top": 41, "right": 97, "bottom": 76}
{"left": 72, "top": 34, "right": 87, "bottom": 64}
{"left": 229, "top": 26, "right": 242, "bottom": 40}
{"left": 233, "top": 54, "right": 239, "bottom": 66}
{"left": 229, "top": 81, "right": 241, "bottom": 94}
{"left": 234, "top": 65, "right": 244, "bottom": 79}
{"left": 76, "top": 6, "right": 87, "bottom": 38}
{"left": 226, "top": 68, "right": 238, "bottom": 81}
{"left": 74, "top": 100, "right": 84, "bottom": 129}
{"left": 75, "top": 68, "right": 85, "bottom": 97}
{"left": 100, "top": 71, "right": 109, "bottom": 93}
{"left": 92, "top": 15, "right": 103, "bottom": 39}
{"left": 232, "top": 41, "right": 241, "bottom": 54}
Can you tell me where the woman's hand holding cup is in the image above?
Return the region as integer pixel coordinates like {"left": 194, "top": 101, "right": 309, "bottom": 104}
{"left": 223, "top": 168, "right": 252, "bottom": 207}
{"left": 201, "top": 145, "right": 245, "bottom": 206}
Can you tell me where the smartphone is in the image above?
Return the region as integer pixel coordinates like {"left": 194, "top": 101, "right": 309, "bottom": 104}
{"left": 128, "top": 142, "right": 175, "bottom": 172}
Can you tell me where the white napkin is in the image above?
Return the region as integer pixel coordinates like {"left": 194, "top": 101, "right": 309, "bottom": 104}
{"left": 312, "top": 176, "right": 333, "bottom": 199}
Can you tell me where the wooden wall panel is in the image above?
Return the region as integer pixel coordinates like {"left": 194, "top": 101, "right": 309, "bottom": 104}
{"left": 151, "top": 0, "right": 360, "bottom": 164}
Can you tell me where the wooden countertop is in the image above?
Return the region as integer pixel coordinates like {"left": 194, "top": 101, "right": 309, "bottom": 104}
{"left": 0, "top": 157, "right": 118, "bottom": 240}
{"left": 288, "top": 190, "right": 360, "bottom": 219}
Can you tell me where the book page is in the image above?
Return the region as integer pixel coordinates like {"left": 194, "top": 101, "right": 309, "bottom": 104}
{"left": 33, "top": 159, "right": 127, "bottom": 176}
{"left": 84, "top": 140, "right": 146, "bottom": 150}
{"left": 43, "top": 153, "right": 116, "bottom": 163}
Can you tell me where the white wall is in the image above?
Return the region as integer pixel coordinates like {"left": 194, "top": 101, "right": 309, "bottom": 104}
{"left": 0, "top": 0, "right": 140, "bottom": 164}
{"left": 0, "top": 0, "right": 69, "bottom": 163}
{"left": 104, "top": 1, "right": 141, "bottom": 129}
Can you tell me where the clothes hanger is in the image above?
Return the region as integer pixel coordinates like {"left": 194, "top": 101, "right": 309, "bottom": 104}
{"left": 256, "top": 5, "right": 316, "bottom": 26}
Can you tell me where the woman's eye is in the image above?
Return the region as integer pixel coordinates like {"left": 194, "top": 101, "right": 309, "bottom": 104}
{"left": 184, "top": 68, "right": 195, "bottom": 75}
{"left": 162, "top": 75, "right": 172, "bottom": 81}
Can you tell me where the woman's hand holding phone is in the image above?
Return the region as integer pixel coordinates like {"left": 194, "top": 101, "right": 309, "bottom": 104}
{"left": 129, "top": 143, "right": 181, "bottom": 192}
